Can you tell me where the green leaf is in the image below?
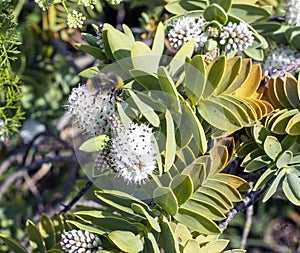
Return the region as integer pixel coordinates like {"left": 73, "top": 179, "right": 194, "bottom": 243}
{"left": 184, "top": 55, "right": 206, "bottom": 104}
{"left": 165, "top": 109, "right": 177, "bottom": 172}
{"left": 79, "top": 135, "right": 110, "bottom": 152}
{"left": 144, "top": 233, "right": 161, "bottom": 253}
{"left": 282, "top": 174, "right": 300, "bottom": 205}
{"left": 183, "top": 239, "right": 201, "bottom": 252}
{"left": 39, "top": 214, "right": 55, "bottom": 250}
{"left": 200, "top": 239, "right": 229, "bottom": 252}
{"left": 286, "top": 112, "right": 300, "bottom": 136}
{"left": 0, "top": 234, "right": 28, "bottom": 253}
{"left": 46, "top": 250, "right": 64, "bottom": 253}
{"left": 130, "top": 69, "right": 161, "bottom": 90}
{"left": 228, "top": 4, "right": 271, "bottom": 23}
{"left": 165, "top": 1, "right": 206, "bottom": 15}
{"left": 160, "top": 217, "right": 180, "bottom": 253}
{"left": 108, "top": 231, "right": 143, "bottom": 253}
{"left": 153, "top": 187, "right": 178, "bottom": 216}
{"left": 286, "top": 173, "right": 300, "bottom": 200}
{"left": 168, "top": 40, "right": 194, "bottom": 77}
{"left": 131, "top": 203, "right": 161, "bottom": 232}
{"left": 122, "top": 24, "right": 135, "bottom": 42}
{"left": 26, "top": 220, "right": 46, "bottom": 253}
{"left": 131, "top": 41, "right": 160, "bottom": 73}
{"left": 174, "top": 207, "right": 221, "bottom": 234}
{"left": 82, "top": 33, "right": 100, "bottom": 47}
{"left": 75, "top": 43, "right": 106, "bottom": 60}
{"left": 183, "top": 102, "right": 207, "bottom": 154}
{"left": 243, "top": 47, "right": 264, "bottom": 61}
{"left": 203, "top": 4, "right": 228, "bottom": 25}
{"left": 75, "top": 210, "right": 146, "bottom": 234}
{"left": 170, "top": 174, "right": 194, "bottom": 205}
{"left": 215, "top": 56, "right": 242, "bottom": 95}
{"left": 152, "top": 22, "right": 165, "bottom": 55}
{"left": 253, "top": 166, "right": 276, "bottom": 191}
{"left": 66, "top": 220, "right": 105, "bottom": 235}
{"left": 157, "top": 66, "right": 181, "bottom": 112}
{"left": 174, "top": 224, "right": 192, "bottom": 246}
{"left": 198, "top": 99, "right": 243, "bottom": 131}
{"left": 209, "top": 0, "right": 232, "bottom": 11}
{"left": 52, "top": 214, "right": 64, "bottom": 243}
{"left": 244, "top": 155, "right": 271, "bottom": 172}
{"left": 182, "top": 199, "right": 226, "bottom": 220}
{"left": 263, "top": 168, "right": 286, "bottom": 202}
{"left": 94, "top": 190, "right": 153, "bottom": 216}
{"left": 128, "top": 90, "right": 160, "bottom": 127}
{"left": 276, "top": 150, "right": 293, "bottom": 169}
{"left": 203, "top": 56, "right": 226, "bottom": 98}
{"left": 106, "top": 27, "right": 133, "bottom": 60}
{"left": 263, "top": 136, "right": 282, "bottom": 160}
{"left": 286, "top": 27, "right": 300, "bottom": 50}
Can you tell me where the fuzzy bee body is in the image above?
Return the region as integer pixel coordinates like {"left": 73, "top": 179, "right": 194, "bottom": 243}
{"left": 86, "top": 73, "right": 123, "bottom": 101}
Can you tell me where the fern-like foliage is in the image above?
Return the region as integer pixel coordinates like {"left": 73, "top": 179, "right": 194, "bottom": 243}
{"left": 0, "top": 3, "right": 24, "bottom": 140}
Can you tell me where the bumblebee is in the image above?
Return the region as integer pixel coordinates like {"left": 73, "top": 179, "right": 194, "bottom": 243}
{"left": 86, "top": 72, "right": 124, "bottom": 101}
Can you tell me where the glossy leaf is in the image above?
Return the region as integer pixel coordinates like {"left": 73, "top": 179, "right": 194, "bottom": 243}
{"left": 39, "top": 214, "right": 55, "bottom": 250}
{"left": 182, "top": 101, "right": 207, "bottom": 154}
{"left": 244, "top": 155, "right": 271, "bottom": 172}
{"left": 75, "top": 210, "right": 146, "bottom": 234}
{"left": 282, "top": 174, "right": 300, "bottom": 205}
{"left": 108, "top": 231, "right": 143, "bottom": 253}
{"left": 228, "top": 4, "right": 271, "bottom": 23}
{"left": 160, "top": 218, "right": 180, "bottom": 253}
{"left": 276, "top": 150, "right": 293, "bottom": 169}
{"left": 153, "top": 187, "right": 178, "bottom": 216}
{"left": 26, "top": 220, "right": 46, "bottom": 253}
{"left": 164, "top": 109, "right": 177, "bottom": 172}
{"left": 183, "top": 239, "right": 201, "bottom": 252}
{"left": 144, "top": 232, "right": 160, "bottom": 253}
{"left": 203, "top": 56, "right": 226, "bottom": 98}
{"left": 131, "top": 203, "right": 161, "bottom": 232}
{"left": 174, "top": 207, "right": 221, "bottom": 234}
{"left": 152, "top": 22, "right": 165, "bottom": 55}
{"left": 0, "top": 234, "right": 27, "bottom": 253}
{"left": 263, "top": 136, "right": 282, "bottom": 160}
{"left": 131, "top": 41, "right": 160, "bottom": 73}
{"left": 168, "top": 40, "right": 194, "bottom": 78}
{"left": 286, "top": 112, "right": 300, "bottom": 135}
{"left": 79, "top": 135, "right": 110, "bottom": 152}
{"left": 263, "top": 168, "right": 286, "bottom": 202}
{"left": 199, "top": 239, "right": 229, "bottom": 252}
{"left": 204, "top": 4, "right": 228, "bottom": 25}
{"left": 128, "top": 90, "right": 160, "bottom": 127}
{"left": 170, "top": 174, "right": 194, "bottom": 205}
{"left": 182, "top": 199, "right": 226, "bottom": 220}
{"left": 174, "top": 224, "right": 192, "bottom": 246}
{"left": 253, "top": 166, "right": 277, "bottom": 191}
{"left": 184, "top": 55, "right": 206, "bottom": 104}
{"left": 209, "top": 0, "right": 232, "bottom": 11}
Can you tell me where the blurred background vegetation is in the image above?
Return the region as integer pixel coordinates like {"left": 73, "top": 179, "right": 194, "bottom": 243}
{"left": 0, "top": 0, "right": 299, "bottom": 252}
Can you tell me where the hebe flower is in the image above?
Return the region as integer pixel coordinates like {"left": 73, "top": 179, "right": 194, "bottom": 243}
{"left": 219, "top": 22, "right": 254, "bottom": 53}
{"left": 106, "top": 0, "right": 123, "bottom": 4}
{"left": 285, "top": 0, "right": 300, "bottom": 26}
{"left": 262, "top": 45, "right": 300, "bottom": 77}
{"left": 67, "top": 85, "right": 114, "bottom": 136}
{"left": 96, "top": 23, "right": 105, "bottom": 52}
{"left": 108, "top": 116, "right": 157, "bottom": 185}
{"left": 67, "top": 10, "right": 86, "bottom": 29}
{"left": 80, "top": 0, "right": 96, "bottom": 9}
{"left": 60, "top": 230, "right": 102, "bottom": 253}
{"left": 168, "top": 16, "right": 208, "bottom": 51}
{"left": 35, "top": 0, "right": 54, "bottom": 10}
